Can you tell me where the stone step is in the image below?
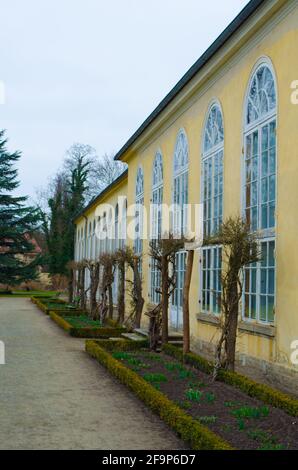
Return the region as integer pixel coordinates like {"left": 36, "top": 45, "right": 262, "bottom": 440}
{"left": 134, "top": 328, "right": 183, "bottom": 342}
{"left": 121, "top": 332, "right": 147, "bottom": 341}
{"left": 134, "top": 328, "right": 148, "bottom": 337}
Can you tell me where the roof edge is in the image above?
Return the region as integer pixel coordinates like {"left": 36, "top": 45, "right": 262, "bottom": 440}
{"left": 114, "top": 0, "right": 265, "bottom": 161}
{"left": 73, "top": 168, "right": 128, "bottom": 223}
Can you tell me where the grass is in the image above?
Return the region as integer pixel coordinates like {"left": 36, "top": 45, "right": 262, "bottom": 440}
{"left": 231, "top": 405, "right": 270, "bottom": 419}
{"left": 112, "top": 351, "right": 132, "bottom": 360}
{"left": 224, "top": 401, "right": 243, "bottom": 408}
{"left": 198, "top": 416, "right": 218, "bottom": 425}
{"left": 185, "top": 388, "right": 203, "bottom": 402}
{"left": 0, "top": 290, "right": 57, "bottom": 297}
{"left": 143, "top": 373, "right": 168, "bottom": 384}
{"left": 205, "top": 392, "right": 216, "bottom": 403}
{"left": 64, "top": 315, "right": 102, "bottom": 328}
{"left": 247, "top": 429, "right": 286, "bottom": 450}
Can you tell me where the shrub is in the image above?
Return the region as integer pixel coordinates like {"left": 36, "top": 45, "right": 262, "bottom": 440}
{"left": 49, "top": 312, "right": 126, "bottom": 338}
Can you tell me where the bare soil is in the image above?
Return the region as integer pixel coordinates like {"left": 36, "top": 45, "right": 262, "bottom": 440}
{"left": 115, "top": 349, "right": 298, "bottom": 450}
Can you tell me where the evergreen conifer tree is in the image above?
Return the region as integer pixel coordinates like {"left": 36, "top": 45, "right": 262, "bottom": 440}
{"left": 0, "top": 130, "right": 41, "bottom": 286}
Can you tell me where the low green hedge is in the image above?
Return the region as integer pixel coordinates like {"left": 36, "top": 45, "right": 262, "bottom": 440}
{"left": 92, "top": 338, "right": 149, "bottom": 351}
{"left": 49, "top": 311, "right": 126, "bottom": 338}
{"left": 31, "top": 296, "right": 85, "bottom": 315}
{"left": 162, "top": 344, "right": 298, "bottom": 417}
{"left": 85, "top": 340, "right": 233, "bottom": 450}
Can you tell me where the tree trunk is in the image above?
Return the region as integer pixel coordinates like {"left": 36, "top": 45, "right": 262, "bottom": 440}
{"left": 133, "top": 258, "right": 144, "bottom": 329}
{"left": 80, "top": 267, "right": 86, "bottom": 310}
{"left": 183, "top": 250, "right": 194, "bottom": 354}
{"left": 161, "top": 255, "right": 169, "bottom": 344}
{"left": 117, "top": 260, "right": 125, "bottom": 324}
{"left": 225, "top": 274, "right": 239, "bottom": 371}
{"left": 68, "top": 268, "right": 74, "bottom": 304}
{"left": 90, "top": 264, "right": 99, "bottom": 320}
{"left": 108, "top": 284, "right": 113, "bottom": 319}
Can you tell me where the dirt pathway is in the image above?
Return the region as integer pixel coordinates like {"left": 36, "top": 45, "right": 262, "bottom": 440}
{"left": 0, "top": 298, "right": 184, "bottom": 450}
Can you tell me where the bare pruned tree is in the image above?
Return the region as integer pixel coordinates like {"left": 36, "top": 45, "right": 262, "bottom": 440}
{"left": 205, "top": 216, "right": 261, "bottom": 378}
{"left": 149, "top": 234, "right": 185, "bottom": 346}
{"left": 91, "top": 153, "right": 126, "bottom": 193}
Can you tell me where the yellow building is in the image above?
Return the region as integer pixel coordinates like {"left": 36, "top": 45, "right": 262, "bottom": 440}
{"left": 74, "top": 0, "right": 298, "bottom": 395}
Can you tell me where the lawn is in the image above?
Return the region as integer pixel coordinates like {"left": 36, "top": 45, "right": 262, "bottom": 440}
{"left": 109, "top": 348, "right": 298, "bottom": 450}
{"left": 0, "top": 290, "right": 58, "bottom": 297}
{"left": 64, "top": 315, "right": 102, "bottom": 328}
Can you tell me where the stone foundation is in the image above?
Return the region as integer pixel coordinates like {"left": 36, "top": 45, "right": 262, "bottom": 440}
{"left": 191, "top": 337, "right": 298, "bottom": 399}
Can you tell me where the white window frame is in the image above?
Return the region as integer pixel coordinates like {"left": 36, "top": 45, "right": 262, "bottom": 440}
{"left": 200, "top": 101, "right": 224, "bottom": 315}
{"left": 170, "top": 129, "right": 189, "bottom": 329}
{"left": 242, "top": 59, "right": 277, "bottom": 325}
{"left": 135, "top": 166, "right": 144, "bottom": 275}
{"left": 150, "top": 151, "right": 163, "bottom": 304}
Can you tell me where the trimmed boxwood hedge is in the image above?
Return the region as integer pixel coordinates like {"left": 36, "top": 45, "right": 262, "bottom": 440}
{"left": 31, "top": 296, "right": 85, "bottom": 315}
{"left": 162, "top": 343, "right": 298, "bottom": 417}
{"left": 85, "top": 339, "right": 233, "bottom": 450}
{"left": 49, "top": 311, "right": 126, "bottom": 338}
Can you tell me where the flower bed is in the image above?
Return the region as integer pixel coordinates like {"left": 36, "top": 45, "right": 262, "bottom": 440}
{"left": 86, "top": 340, "right": 298, "bottom": 450}
{"left": 162, "top": 344, "right": 298, "bottom": 417}
{"left": 49, "top": 311, "right": 126, "bottom": 338}
{"left": 86, "top": 339, "right": 232, "bottom": 450}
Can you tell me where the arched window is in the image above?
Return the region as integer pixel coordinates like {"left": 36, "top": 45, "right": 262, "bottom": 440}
{"left": 88, "top": 221, "right": 92, "bottom": 258}
{"left": 243, "top": 61, "right": 276, "bottom": 324}
{"left": 102, "top": 212, "right": 107, "bottom": 253}
{"left": 134, "top": 166, "right": 144, "bottom": 259}
{"left": 96, "top": 216, "right": 101, "bottom": 256}
{"left": 152, "top": 151, "right": 163, "bottom": 239}
{"left": 119, "top": 198, "right": 127, "bottom": 249}
{"left": 201, "top": 102, "right": 224, "bottom": 315}
{"left": 115, "top": 203, "right": 119, "bottom": 251}
{"left": 173, "top": 129, "right": 189, "bottom": 236}
{"left": 150, "top": 151, "right": 163, "bottom": 304}
{"left": 171, "top": 130, "right": 188, "bottom": 329}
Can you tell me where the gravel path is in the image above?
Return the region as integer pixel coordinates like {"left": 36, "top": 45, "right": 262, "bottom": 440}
{"left": 0, "top": 298, "right": 185, "bottom": 450}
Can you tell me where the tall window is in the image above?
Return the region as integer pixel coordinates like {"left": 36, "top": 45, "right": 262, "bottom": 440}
{"left": 171, "top": 130, "right": 188, "bottom": 328}
{"left": 88, "top": 221, "right": 92, "bottom": 259}
{"left": 150, "top": 151, "right": 163, "bottom": 304}
{"left": 120, "top": 198, "right": 127, "bottom": 249}
{"left": 243, "top": 62, "right": 276, "bottom": 323}
{"left": 135, "top": 167, "right": 144, "bottom": 274}
{"left": 173, "top": 130, "right": 188, "bottom": 236}
{"left": 201, "top": 102, "right": 224, "bottom": 314}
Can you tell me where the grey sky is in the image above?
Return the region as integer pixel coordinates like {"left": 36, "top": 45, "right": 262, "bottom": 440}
{"left": 0, "top": 0, "right": 248, "bottom": 198}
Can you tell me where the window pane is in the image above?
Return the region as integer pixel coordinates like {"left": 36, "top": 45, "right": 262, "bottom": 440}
{"left": 260, "top": 296, "right": 267, "bottom": 321}
{"left": 268, "top": 296, "right": 275, "bottom": 322}
{"left": 251, "top": 295, "right": 257, "bottom": 319}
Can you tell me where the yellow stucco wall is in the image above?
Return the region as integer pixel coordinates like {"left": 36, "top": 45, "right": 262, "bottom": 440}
{"left": 121, "top": 1, "right": 298, "bottom": 370}
{"left": 75, "top": 1, "right": 298, "bottom": 374}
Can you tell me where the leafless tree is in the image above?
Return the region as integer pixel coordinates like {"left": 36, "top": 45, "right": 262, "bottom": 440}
{"left": 205, "top": 216, "right": 261, "bottom": 378}
{"left": 92, "top": 153, "right": 126, "bottom": 193}
{"left": 149, "top": 234, "right": 185, "bottom": 345}
{"left": 97, "top": 253, "right": 116, "bottom": 323}
{"left": 183, "top": 248, "right": 194, "bottom": 354}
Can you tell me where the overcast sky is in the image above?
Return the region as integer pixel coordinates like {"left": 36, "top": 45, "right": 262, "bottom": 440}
{"left": 0, "top": 0, "right": 248, "bottom": 199}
